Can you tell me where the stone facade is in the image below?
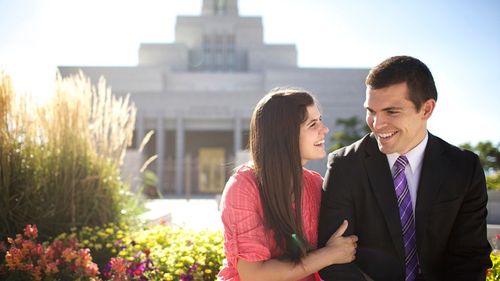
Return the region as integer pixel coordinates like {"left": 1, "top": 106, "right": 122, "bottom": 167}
{"left": 59, "top": 0, "right": 369, "bottom": 195}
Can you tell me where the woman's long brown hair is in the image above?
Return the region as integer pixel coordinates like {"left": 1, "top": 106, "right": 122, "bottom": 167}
{"left": 249, "top": 88, "right": 315, "bottom": 262}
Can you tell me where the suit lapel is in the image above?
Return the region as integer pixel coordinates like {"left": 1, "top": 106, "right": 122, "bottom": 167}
{"left": 415, "top": 133, "right": 448, "bottom": 246}
{"left": 363, "top": 135, "right": 406, "bottom": 261}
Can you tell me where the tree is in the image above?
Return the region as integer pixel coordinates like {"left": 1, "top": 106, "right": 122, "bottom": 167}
{"left": 459, "top": 141, "right": 500, "bottom": 173}
{"left": 460, "top": 141, "right": 500, "bottom": 190}
{"left": 329, "top": 116, "right": 370, "bottom": 152}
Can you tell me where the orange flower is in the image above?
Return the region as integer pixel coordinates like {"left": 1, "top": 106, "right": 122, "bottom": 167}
{"left": 5, "top": 248, "right": 23, "bottom": 270}
{"left": 84, "top": 262, "right": 100, "bottom": 276}
{"left": 110, "top": 257, "right": 127, "bottom": 275}
{"left": 3, "top": 225, "right": 101, "bottom": 280}
{"left": 32, "top": 265, "right": 42, "bottom": 281}
{"left": 62, "top": 248, "right": 77, "bottom": 262}
{"left": 45, "top": 262, "right": 59, "bottom": 275}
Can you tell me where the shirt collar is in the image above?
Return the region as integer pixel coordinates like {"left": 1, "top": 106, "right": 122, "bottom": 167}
{"left": 387, "top": 132, "right": 428, "bottom": 173}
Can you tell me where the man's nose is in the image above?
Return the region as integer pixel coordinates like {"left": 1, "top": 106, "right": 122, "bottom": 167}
{"left": 372, "top": 115, "right": 386, "bottom": 130}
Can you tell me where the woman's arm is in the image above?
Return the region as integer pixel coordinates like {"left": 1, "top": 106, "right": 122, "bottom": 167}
{"left": 237, "top": 220, "right": 357, "bottom": 281}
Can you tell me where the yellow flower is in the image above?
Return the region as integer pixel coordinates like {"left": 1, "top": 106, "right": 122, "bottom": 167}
{"left": 175, "top": 269, "right": 184, "bottom": 275}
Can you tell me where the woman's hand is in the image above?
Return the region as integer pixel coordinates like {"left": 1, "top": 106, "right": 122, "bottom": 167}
{"left": 236, "top": 220, "right": 358, "bottom": 281}
{"left": 324, "top": 220, "right": 358, "bottom": 264}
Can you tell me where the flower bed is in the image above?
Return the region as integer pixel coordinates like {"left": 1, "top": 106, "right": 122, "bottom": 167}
{"left": 1, "top": 224, "right": 224, "bottom": 281}
{"left": 2, "top": 224, "right": 499, "bottom": 280}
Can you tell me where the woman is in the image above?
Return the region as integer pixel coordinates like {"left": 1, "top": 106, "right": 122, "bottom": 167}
{"left": 218, "top": 88, "right": 357, "bottom": 281}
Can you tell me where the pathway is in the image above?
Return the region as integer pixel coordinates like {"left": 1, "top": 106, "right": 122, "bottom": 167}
{"left": 140, "top": 198, "right": 223, "bottom": 231}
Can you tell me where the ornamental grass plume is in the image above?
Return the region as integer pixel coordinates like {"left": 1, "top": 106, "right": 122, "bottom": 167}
{"left": 0, "top": 69, "right": 140, "bottom": 241}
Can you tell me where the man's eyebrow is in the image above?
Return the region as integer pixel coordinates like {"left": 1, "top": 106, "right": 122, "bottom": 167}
{"left": 382, "top": 106, "right": 402, "bottom": 111}
{"left": 364, "top": 106, "right": 402, "bottom": 112}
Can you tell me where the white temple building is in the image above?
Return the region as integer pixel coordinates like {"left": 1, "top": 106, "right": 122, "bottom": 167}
{"left": 59, "top": 0, "right": 369, "bottom": 196}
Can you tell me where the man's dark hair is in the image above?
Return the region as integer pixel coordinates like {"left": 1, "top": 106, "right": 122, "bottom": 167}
{"left": 366, "top": 55, "right": 438, "bottom": 111}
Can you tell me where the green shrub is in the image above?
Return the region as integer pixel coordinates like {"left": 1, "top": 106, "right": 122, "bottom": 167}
{"left": 55, "top": 222, "right": 132, "bottom": 270}
{"left": 0, "top": 70, "right": 141, "bottom": 241}
{"left": 130, "top": 225, "right": 224, "bottom": 280}
{"left": 487, "top": 172, "right": 500, "bottom": 191}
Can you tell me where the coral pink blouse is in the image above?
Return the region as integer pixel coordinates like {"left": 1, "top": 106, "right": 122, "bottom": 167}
{"left": 218, "top": 164, "right": 323, "bottom": 281}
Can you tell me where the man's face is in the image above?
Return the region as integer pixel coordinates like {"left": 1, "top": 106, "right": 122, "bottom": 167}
{"left": 364, "top": 82, "right": 434, "bottom": 155}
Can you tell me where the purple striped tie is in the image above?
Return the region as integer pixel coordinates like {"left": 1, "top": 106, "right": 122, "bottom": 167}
{"left": 393, "top": 155, "right": 419, "bottom": 281}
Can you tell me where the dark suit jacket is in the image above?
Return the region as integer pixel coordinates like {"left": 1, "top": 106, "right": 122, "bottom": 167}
{"left": 318, "top": 133, "right": 492, "bottom": 281}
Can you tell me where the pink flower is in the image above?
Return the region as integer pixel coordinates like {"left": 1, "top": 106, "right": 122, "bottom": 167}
{"left": 24, "top": 224, "right": 38, "bottom": 240}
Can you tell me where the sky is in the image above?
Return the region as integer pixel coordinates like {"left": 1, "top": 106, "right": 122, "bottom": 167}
{"left": 1, "top": 0, "right": 499, "bottom": 146}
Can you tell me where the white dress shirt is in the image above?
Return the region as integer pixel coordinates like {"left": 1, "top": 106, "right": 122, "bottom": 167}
{"left": 387, "top": 132, "right": 428, "bottom": 215}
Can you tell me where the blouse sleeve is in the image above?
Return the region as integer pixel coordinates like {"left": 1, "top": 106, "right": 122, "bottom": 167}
{"left": 220, "top": 169, "right": 272, "bottom": 265}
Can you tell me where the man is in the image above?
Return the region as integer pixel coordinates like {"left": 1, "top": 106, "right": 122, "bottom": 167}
{"left": 318, "top": 56, "right": 492, "bottom": 281}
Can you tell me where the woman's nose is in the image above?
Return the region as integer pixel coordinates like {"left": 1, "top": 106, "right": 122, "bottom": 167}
{"left": 322, "top": 123, "right": 329, "bottom": 134}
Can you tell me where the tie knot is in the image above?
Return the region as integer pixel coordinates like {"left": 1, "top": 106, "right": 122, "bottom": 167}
{"left": 394, "top": 155, "right": 409, "bottom": 170}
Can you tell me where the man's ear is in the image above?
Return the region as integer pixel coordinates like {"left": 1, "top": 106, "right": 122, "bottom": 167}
{"left": 421, "top": 99, "right": 436, "bottom": 120}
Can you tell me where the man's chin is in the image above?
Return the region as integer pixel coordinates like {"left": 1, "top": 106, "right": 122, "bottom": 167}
{"left": 377, "top": 143, "right": 394, "bottom": 155}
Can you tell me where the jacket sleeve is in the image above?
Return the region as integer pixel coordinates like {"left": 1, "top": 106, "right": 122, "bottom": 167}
{"left": 317, "top": 153, "right": 367, "bottom": 281}
{"left": 443, "top": 153, "right": 492, "bottom": 281}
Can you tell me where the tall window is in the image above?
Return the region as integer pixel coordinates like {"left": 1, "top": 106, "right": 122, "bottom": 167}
{"left": 189, "top": 34, "right": 241, "bottom": 72}
{"left": 214, "top": 0, "right": 227, "bottom": 15}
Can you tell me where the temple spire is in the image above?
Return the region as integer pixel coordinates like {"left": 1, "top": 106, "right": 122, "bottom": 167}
{"left": 202, "top": 0, "right": 238, "bottom": 16}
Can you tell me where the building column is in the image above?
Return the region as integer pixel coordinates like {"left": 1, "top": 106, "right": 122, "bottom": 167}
{"left": 234, "top": 115, "right": 242, "bottom": 156}
{"left": 156, "top": 111, "right": 165, "bottom": 196}
{"left": 135, "top": 112, "right": 145, "bottom": 149}
{"left": 175, "top": 116, "right": 185, "bottom": 196}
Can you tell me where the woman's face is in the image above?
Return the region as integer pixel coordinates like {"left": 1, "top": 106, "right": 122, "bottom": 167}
{"left": 299, "top": 104, "right": 329, "bottom": 166}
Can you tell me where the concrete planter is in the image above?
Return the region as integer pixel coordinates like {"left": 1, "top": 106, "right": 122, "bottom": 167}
{"left": 488, "top": 190, "right": 500, "bottom": 224}
{"left": 487, "top": 190, "right": 500, "bottom": 248}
